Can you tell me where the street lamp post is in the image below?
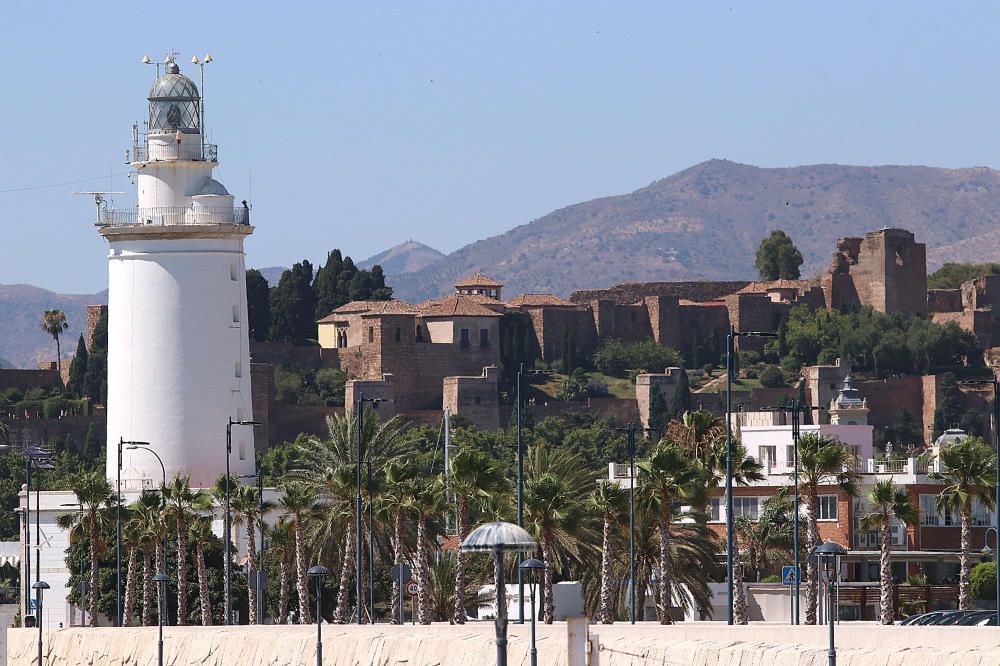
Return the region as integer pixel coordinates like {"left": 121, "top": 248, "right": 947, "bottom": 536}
{"left": 153, "top": 573, "right": 170, "bottom": 666}
{"left": 21, "top": 446, "right": 52, "bottom": 617}
{"left": 519, "top": 558, "right": 545, "bottom": 666}
{"left": 460, "top": 522, "right": 538, "bottom": 666}
{"left": 127, "top": 443, "right": 168, "bottom": 622}
{"left": 516, "top": 364, "right": 524, "bottom": 624}
{"left": 308, "top": 566, "right": 331, "bottom": 666}
{"left": 32, "top": 580, "right": 49, "bottom": 666}
{"left": 225, "top": 418, "right": 259, "bottom": 625}
{"left": 815, "top": 542, "right": 847, "bottom": 666}
{"left": 355, "top": 394, "right": 389, "bottom": 624}
{"left": 726, "top": 326, "right": 777, "bottom": 625}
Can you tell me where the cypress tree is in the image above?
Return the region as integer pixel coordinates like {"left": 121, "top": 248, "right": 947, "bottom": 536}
{"left": 83, "top": 424, "right": 101, "bottom": 462}
{"left": 246, "top": 269, "right": 271, "bottom": 342}
{"left": 313, "top": 249, "right": 344, "bottom": 319}
{"left": 269, "top": 261, "right": 316, "bottom": 344}
{"left": 67, "top": 334, "right": 88, "bottom": 396}
{"left": 668, "top": 368, "right": 691, "bottom": 418}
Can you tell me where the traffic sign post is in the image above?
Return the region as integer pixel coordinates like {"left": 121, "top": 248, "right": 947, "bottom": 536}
{"left": 406, "top": 581, "right": 419, "bottom": 596}
{"left": 782, "top": 566, "right": 800, "bottom": 625}
{"left": 391, "top": 564, "right": 413, "bottom": 625}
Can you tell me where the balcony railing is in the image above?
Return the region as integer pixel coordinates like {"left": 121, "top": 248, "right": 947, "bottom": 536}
{"left": 98, "top": 205, "right": 250, "bottom": 228}
{"left": 865, "top": 457, "right": 942, "bottom": 475}
{"left": 128, "top": 143, "right": 218, "bottom": 163}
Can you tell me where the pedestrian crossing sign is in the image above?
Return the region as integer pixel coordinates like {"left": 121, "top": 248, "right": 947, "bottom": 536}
{"left": 781, "top": 565, "right": 800, "bottom": 586}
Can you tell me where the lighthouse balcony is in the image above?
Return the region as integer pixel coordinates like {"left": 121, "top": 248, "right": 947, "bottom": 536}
{"left": 129, "top": 142, "right": 218, "bottom": 163}
{"left": 98, "top": 205, "right": 250, "bottom": 227}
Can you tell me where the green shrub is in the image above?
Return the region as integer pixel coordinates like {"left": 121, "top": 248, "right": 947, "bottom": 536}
{"left": 315, "top": 368, "right": 347, "bottom": 406}
{"left": 971, "top": 562, "right": 996, "bottom": 600}
{"left": 557, "top": 368, "right": 591, "bottom": 402}
{"left": 758, "top": 365, "right": 786, "bottom": 388}
{"left": 760, "top": 574, "right": 781, "bottom": 583}
{"left": 592, "top": 339, "right": 682, "bottom": 378}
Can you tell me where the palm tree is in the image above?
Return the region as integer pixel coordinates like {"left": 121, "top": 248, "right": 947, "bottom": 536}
{"left": 162, "top": 475, "right": 211, "bottom": 625}
{"left": 734, "top": 493, "right": 793, "bottom": 581}
{"left": 56, "top": 470, "right": 113, "bottom": 625}
{"left": 233, "top": 482, "right": 274, "bottom": 625}
{"left": 121, "top": 506, "right": 143, "bottom": 627}
{"left": 637, "top": 441, "right": 705, "bottom": 624}
{"left": 278, "top": 483, "right": 318, "bottom": 624}
{"left": 587, "top": 481, "right": 627, "bottom": 624}
{"left": 859, "top": 478, "right": 918, "bottom": 624}
{"left": 447, "top": 446, "right": 504, "bottom": 623}
{"left": 266, "top": 518, "right": 295, "bottom": 624}
{"left": 524, "top": 445, "right": 599, "bottom": 624}
{"left": 404, "top": 475, "right": 446, "bottom": 625}
{"left": 930, "top": 436, "right": 997, "bottom": 610}
{"left": 131, "top": 491, "right": 165, "bottom": 627}
{"left": 40, "top": 309, "right": 69, "bottom": 380}
{"left": 796, "top": 433, "right": 860, "bottom": 624}
{"left": 384, "top": 461, "right": 416, "bottom": 624}
{"left": 188, "top": 515, "right": 216, "bottom": 625}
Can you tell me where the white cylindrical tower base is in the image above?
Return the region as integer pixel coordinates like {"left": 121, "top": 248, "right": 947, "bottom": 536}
{"left": 102, "top": 224, "right": 256, "bottom": 489}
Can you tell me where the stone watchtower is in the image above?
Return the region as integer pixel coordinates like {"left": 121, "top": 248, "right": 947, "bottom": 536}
{"left": 822, "top": 228, "right": 927, "bottom": 315}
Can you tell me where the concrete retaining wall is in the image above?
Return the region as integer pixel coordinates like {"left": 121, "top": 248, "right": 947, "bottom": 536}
{"left": 8, "top": 623, "right": 1000, "bottom": 665}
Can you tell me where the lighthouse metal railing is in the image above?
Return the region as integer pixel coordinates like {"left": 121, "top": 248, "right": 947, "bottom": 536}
{"left": 98, "top": 205, "right": 250, "bottom": 227}
{"left": 128, "top": 143, "right": 218, "bottom": 163}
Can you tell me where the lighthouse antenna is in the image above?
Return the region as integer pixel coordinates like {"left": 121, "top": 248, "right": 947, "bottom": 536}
{"left": 73, "top": 191, "right": 124, "bottom": 226}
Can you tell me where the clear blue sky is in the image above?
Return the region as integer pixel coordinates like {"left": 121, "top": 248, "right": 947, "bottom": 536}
{"left": 2, "top": 1, "right": 998, "bottom": 293}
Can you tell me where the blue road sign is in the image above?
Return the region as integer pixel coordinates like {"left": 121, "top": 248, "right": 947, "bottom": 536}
{"left": 781, "top": 565, "right": 800, "bottom": 586}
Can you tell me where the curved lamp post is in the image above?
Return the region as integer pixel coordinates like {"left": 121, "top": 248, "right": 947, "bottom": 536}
{"left": 307, "top": 566, "right": 331, "bottom": 666}
{"left": 32, "top": 580, "right": 49, "bottom": 666}
{"left": 461, "top": 522, "right": 538, "bottom": 666}
{"left": 519, "top": 558, "right": 545, "bottom": 666}
{"left": 225, "top": 418, "right": 259, "bottom": 625}
{"left": 815, "top": 542, "right": 847, "bottom": 666}
{"left": 153, "top": 573, "right": 170, "bottom": 666}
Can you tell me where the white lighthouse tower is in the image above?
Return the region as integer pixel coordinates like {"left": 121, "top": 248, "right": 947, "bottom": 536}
{"left": 99, "top": 55, "right": 256, "bottom": 488}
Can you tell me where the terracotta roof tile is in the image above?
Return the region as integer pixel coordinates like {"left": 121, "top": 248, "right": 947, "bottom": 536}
{"left": 454, "top": 272, "right": 504, "bottom": 288}
{"left": 317, "top": 299, "right": 416, "bottom": 322}
{"left": 506, "top": 293, "right": 578, "bottom": 308}
{"left": 417, "top": 294, "right": 502, "bottom": 318}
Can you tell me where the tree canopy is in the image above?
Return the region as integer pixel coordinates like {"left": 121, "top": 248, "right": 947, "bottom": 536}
{"left": 927, "top": 262, "right": 1000, "bottom": 290}
{"left": 755, "top": 230, "right": 803, "bottom": 280}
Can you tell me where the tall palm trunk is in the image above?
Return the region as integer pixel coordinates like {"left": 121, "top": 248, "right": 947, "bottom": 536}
{"left": 245, "top": 519, "right": 258, "bottom": 624}
{"left": 541, "top": 533, "right": 556, "bottom": 624}
{"left": 732, "top": 556, "right": 748, "bottom": 624}
{"left": 155, "top": 539, "right": 166, "bottom": 626}
{"left": 959, "top": 509, "right": 972, "bottom": 610}
{"left": 141, "top": 549, "right": 153, "bottom": 627}
{"left": 416, "top": 512, "right": 431, "bottom": 625}
{"left": 195, "top": 542, "right": 212, "bottom": 625}
{"left": 333, "top": 529, "right": 355, "bottom": 623}
{"left": 392, "top": 507, "right": 404, "bottom": 624}
{"left": 88, "top": 511, "right": 99, "bottom": 626}
{"left": 599, "top": 510, "right": 615, "bottom": 624}
{"left": 123, "top": 546, "right": 138, "bottom": 626}
{"left": 278, "top": 551, "right": 291, "bottom": 624}
{"left": 453, "top": 497, "right": 468, "bottom": 624}
{"left": 293, "top": 514, "right": 312, "bottom": 624}
{"left": 804, "top": 490, "right": 821, "bottom": 625}
{"left": 879, "top": 521, "right": 893, "bottom": 624}
{"left": 657, "top": 512, "right": 673, "bottom": 625}
{"left": 176, "top": 512, "right": 188, "bottom": 625}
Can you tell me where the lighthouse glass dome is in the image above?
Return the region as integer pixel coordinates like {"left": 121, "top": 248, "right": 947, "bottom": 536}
{"left": 148, "top": 62, "right": 201, "bottom": 134}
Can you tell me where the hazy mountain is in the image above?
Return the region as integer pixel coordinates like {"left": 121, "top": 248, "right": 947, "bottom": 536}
{"left": 254, "top": 266, "right": 288, "bottom": 287}
{"left": 0, "top": 284, "right": 107, "bottom": 369}
{"left": 358, "top": 240, "right": 444, "bottom": 276}
{"left": 389, "top": 159, "right": 1000, "bottom": 302}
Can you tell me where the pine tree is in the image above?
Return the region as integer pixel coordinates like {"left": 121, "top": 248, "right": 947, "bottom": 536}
{"left": 246, "top": 269, "right": 271, "bottom": 343}
{"left": 83, "top": 424, "right": 101, "bottom": 463}
{"left": 67, "top": 334, "right": 89, "bottom": 396}
{"left": 368, "top": 265, "right": 392, "bottom": 300}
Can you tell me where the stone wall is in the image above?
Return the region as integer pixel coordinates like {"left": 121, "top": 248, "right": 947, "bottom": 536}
{"left": 635, "top": 368, "right": 683, "bottom": 429}
{"left": 932, "top": 309, "right": 994, "bottom": 348}
{"left": 571, "top": 280, "right": 751, "bottom": 306}
{"left": 249, "top": 362, "right": 273, "bottom": 450}
{"left": 85, "top": 304, "right": 108, "bottom": 349}
{"left": 855, "top": 375, "right": 925, "bottom": 443}
{"left": 442, "top": 366, "right": 500, "bottom": 430}
{"left": 16, "top": 619, "right": 1000, "bottom": 666}
{"left": 345, "top": 374, "right": 397, "bottom": 419}
{"left": 822, "top": 229, "right": 927, "bottom": 315}
{"left": 0, "top": 368, "right": 61, "bottom": 391}
{"left": 928, "top": 289, "right": 962, "bottom": 313}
